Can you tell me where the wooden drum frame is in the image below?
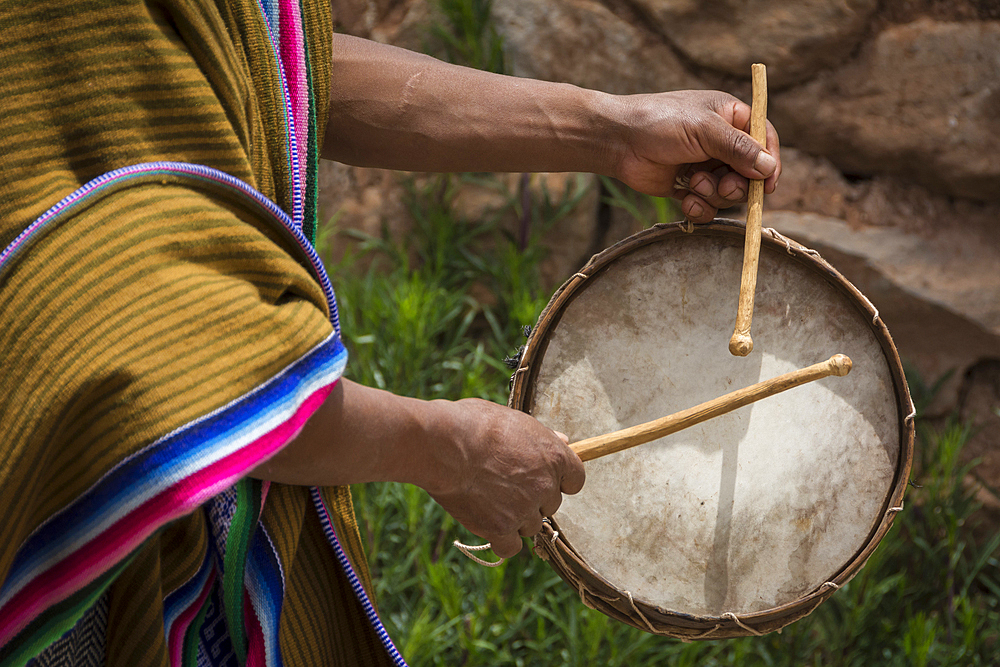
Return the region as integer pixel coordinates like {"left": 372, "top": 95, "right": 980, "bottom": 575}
{"left": 509, "top": 220, "right": 914, "bottom": 640}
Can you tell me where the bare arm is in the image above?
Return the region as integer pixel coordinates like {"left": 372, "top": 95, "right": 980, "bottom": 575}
{"left": 268, "top": 36, "right": 788, "bottom": 557}
{"left": 323, "top": 33, "right": 781, "bottom": 222}
{"left": 250, "top": 378, "right": 585, "bottom": 558}
{"left": 322, "top": 34, "right": 614, "bottom": 175}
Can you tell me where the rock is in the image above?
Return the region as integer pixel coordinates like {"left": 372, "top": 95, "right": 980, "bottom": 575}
{"left": 764, "top": 149, "right": 859, "bottom": 223}
{"left": 771, "top": 19, "right": 1000, "bottom": 202}
{"left": 959, "top": 360, "right": 1000, "bottom": 535}
{"left": 630, "top": 0, "right": 877, "bottom": 88}
{"left": 491, "top": 0, "right": 703, "bottom": 94}
{"left": 330, "top": 0, "right": 399, "bottom": 36}
{"left": 767, "top": 148, "right": 1000, "bottom": 235}
{"left": 368, "top": 0, "right": 440, "bottom": 52}
{"left": 449, "top": 172, "right": 602, "bottom": 289}
{"left": 317, "top": 161, "right": 601, "bottom": 291}
{"left": 316, "top": 162, "right": 414, "bottom": 269}
{"left": 330, "top": 0, "right": 436, "bottom": 52}
{"left": 764, "top": 210, "right": 1000, "bottom": 415}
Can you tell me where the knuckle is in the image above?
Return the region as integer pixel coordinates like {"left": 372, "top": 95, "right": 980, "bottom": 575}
{"left": 730, "top": 132, "right": 759, "bottom": 163}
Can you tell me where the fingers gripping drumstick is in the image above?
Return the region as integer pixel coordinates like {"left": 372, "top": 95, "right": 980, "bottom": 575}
{"left": 571, "top": 354, "right": 851, "bottom": 462}
{"left": 729, "top": 63, "right": 768, "bottom": 357}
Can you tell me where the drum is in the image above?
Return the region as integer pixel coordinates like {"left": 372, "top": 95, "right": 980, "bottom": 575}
{"left": 509, "top": 220, "right": 914, "bottom": 639}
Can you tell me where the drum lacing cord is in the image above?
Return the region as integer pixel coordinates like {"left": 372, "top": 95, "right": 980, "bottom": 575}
{"left": 763, "top": 227, "right": 888, "bottom": 328}
{"left": 536, "top": 527, "right": 782, "bottom": 642}
{"left": 532, "top": 522, "right": 558, "bottom": 559}
{"left": 453, "top": 540, "right": 504, "bottom": 567}
{"left": 510, "top": 366, "right": 530, "bottom": 384}
{"left": 905, "top": 398, "right": 917, "bottom": 426}
{"left": 887, "top": 500, "right": 905, "bottom": 515}
{"left": 455, "top": 521, "right": 564, "bottom": 568}
{"left": 670, "top": 174, "right": 697, "bottom": 234}
{"left": 685, "top": 623, "right": 722, "bottom": 641}
{"left": 624, "top": 591, "right": 658, "bottom": 634}
{"left": 684, "top": 611, "right": 766, "bottom": 640}
{"left": 534, "top": 524, "right": 619, "bottom": 611}
{"left": 722, "top": 612, "right": 765, "bottom": 636}
{"left": 696, "top": 583, "right": 843, "bottom": 640}
{"left": 764, "top": 227, "right": 822, "bottom": 259}
{"left": 795, "top": 582, "right": 846, "bottom": 624}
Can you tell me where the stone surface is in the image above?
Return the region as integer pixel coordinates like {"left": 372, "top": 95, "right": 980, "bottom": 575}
{"left": 491, "top": 0, "right": 703, "bottom": 94}
{"left": 330, "top": 0, "right": 399, "bottom": 36}
{"left": 764, "top": 210, "right": 1000, "bottom": 414}
{"left": 450, "top": 172, "right": 602, "bottom": 289}
{"left": 959, "top": 360, "right": 1000, "bottom": 533}
{"left": 631, "top": 0, "right": 878, "bottom": 88}
{"left": 771, "top": 19, "right": 1000, "bottom": 202}
{"left": 317, "top": 161, "right": 601, "bottom": 291}
{"left": 317, "top": 162, "right": 413, "bottom": 268}
{"left": 319, "top": 4, "right": 1000, "bottom": 412}
{"left": 768, "top": 148, "right": 1000, "bottom": 235}
{"left": 330, "top": 0, "right": 436, "bottom": 52}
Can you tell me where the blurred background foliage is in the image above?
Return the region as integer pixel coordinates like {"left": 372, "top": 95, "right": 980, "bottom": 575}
{"left": 318, "top": 0, "right": 1000, "bottom": 664}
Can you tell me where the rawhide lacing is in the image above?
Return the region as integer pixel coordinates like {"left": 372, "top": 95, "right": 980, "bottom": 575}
{"left": 624, "top": 591, "right": 658, "bottom": 634}
{"left": 764, "top": 227, "right": 796, "bottom": 256}
{"left": 541, "top": 533, "right": 618, "bottom": 609}
{"left": 721, "top": 612, "right": 764, "bottom": 636}
{"left": 453, "top": 540, "right": 504, "bottom": 567}
{"left": 854, "top": 289, "right": 882, "bottom": 326}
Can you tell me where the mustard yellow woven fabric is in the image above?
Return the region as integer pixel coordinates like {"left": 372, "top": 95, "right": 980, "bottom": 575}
{"left": 0, "top": 1, "right": 394, "bottom": 665}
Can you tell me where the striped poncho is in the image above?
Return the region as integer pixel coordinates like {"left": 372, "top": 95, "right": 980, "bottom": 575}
{"left": 0, "top": 1, "right": 403, "bottom": 665}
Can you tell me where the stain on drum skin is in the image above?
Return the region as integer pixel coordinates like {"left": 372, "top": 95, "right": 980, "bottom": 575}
{"left": 520, "top": 224, "right": 906, "bottom": 627}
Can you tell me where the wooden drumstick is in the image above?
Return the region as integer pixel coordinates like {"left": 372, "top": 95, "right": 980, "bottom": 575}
{"left": 570, "top": 354, "right": 851, "bottom": 462}
{"left": 729, "top": 63, "right": 768, "bottom": 357}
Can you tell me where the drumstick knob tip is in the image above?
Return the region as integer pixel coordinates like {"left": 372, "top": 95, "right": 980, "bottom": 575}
{"left": 829, "top": 354, "right": 853, "bottom": 376}
{"left": 729, "top": 333, "right": 753, "bottom": 357}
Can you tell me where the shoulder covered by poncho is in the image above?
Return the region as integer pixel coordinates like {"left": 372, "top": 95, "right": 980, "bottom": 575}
{"left": 0, "top": 1, "right": 400, "bottom": 665}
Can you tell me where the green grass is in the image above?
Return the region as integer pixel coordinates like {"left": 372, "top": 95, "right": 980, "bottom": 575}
{"left": 425, "top": 0, "right": 505, "bottom": 74}
{"left": 322, "top": 173, "right": 1000, "bottom": 666}
{"left": 320, "top": 7, "right": 998, "bottom": 663}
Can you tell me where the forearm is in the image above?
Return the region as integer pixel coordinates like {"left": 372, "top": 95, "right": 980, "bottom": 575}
{"left": 249, "top": 378, "right": 457, "bottom": 492}
{"left": 322, "top": 34, "right": 622, "bottom": 175}
{"left": 249, "top": 376, "right": 586, "bottom": 557}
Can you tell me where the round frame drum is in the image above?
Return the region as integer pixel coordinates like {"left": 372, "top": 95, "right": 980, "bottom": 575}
{"left": 510, "top": 220, "right": 914, "bottom": 639}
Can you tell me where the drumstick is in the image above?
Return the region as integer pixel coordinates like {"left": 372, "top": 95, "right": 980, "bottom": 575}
{"left": 729, "top": 63, "right": 768, "bottom": 357}
{"left": 570, "top": 354, "right": 851, "bottom": 462}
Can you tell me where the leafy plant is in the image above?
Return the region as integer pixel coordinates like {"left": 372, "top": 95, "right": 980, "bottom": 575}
{"left": 599, "top": 175, "right": 681, "bottom": 228}
{"left": 427, "top": 0, "right": 505, "bottom": 74}
{"left": 322, "top": 174, "right": 1000, "bottom": 664}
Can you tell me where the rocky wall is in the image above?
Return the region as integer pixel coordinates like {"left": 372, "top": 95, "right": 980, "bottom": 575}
{"left": 321, "top": 0, "right": 1000, "bottom": 506}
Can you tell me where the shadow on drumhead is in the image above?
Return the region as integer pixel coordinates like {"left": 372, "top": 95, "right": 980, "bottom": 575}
{"left": 524, "top": 227, "right": 906, "bottom": 622}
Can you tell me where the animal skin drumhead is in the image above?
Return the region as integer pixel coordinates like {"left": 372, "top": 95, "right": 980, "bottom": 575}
{"left": 527, "top": 232, "right": 901, "bottom": 618}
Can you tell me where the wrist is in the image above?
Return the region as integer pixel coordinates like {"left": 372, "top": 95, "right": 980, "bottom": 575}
{"left": 384, "top": 397, "right": 472, "bottom": 497}
{"left": 583, "top": 89, "right": 634, "bottom": 180}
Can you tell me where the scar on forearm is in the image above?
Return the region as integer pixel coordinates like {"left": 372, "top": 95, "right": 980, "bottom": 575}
{"left": 400, "top": 70, "right": 423, "bottom": 113}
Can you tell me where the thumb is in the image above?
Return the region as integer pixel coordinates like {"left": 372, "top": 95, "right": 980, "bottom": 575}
{"left": 700, "top": 117, "right": 776, "bottom": 181}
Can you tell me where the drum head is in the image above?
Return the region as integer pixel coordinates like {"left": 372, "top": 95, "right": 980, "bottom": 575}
{"left": 513, "top": 221, "right": 912, "bottom": 638}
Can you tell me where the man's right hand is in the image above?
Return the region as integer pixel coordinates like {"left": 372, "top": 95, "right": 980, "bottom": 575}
{"left": 416, "top": 398, "right": 586, "bottom": 558}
